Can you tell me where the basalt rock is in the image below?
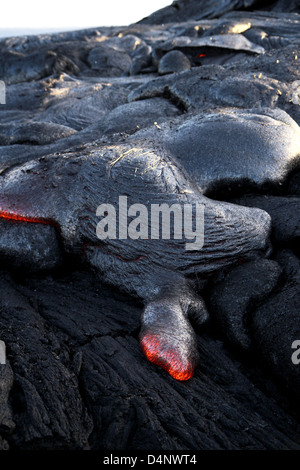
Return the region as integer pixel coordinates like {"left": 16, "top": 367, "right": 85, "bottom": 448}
{"left": 128, "top": 59, "right": 300, "bottom": 118}
{"left": 252, "top": 250, "right": 300, "bottom": 393}
{"left": 139, "top": 0, "right": 300, "bottom": 24}
{"left": 233, "top": 195, "right": 300, "bottom": 245}
{"left": 1, "top": 269, "right": 300, "bottom": 450}
{"left": 0, "top": 361, "right": 15, "bottom": 449}
{"left": 129, "top": 108, "right": 300, "bottom": 194}
{"left": 208, "top": 258, "right": 282, "bottom": 350}
{"left": 154, "top": 33, "right": 265, "bottom": 60}
{"left": 0, "top": 141, "right": 272, "bottom": 382}
{"left": 0, "top": 50, "right": 80, "bottom": 85}
{"left": 87, "top": 46, "right": 132, "bottom": 77}
{"left": 139, "top": 0, "right": 260, "bottom": 24}
{"left": 288, "top": 171, "right": 300, "bottom": 195}
{"left": 35, "top": 76, "right": 130, "bottom": 131}
{"left": 0, "top": 121, "right": 76, "bottom": 145}
{"left": 158, "top": 50, "right": 191, "bottom": 75}
{"left": 0, "top": 0, "right": 299, "bottom": 452}
{"left": 97, "top": 97, "right": 181, "bottom": 135}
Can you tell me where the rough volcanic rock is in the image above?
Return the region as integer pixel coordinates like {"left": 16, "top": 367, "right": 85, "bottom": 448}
{"left": 288, "top": 171, "right": 300, "bottom": 195}
{"left": 0, "top": 0, "right": 299, "bottom": 452}
{"left": 0, "top": 121, "right": 76, "bottom": 145}
{"left": 155, "top": 33, "right": 265, "bottom": 57}
{"left": 97, "top": 97, "right": 181, "bottom": 135}
{"left": 233, "top": 195, "right": 300, "bottom": 245}
{"left": 139, "top": 0, "right": 300, "bottom": 24}
{"left": 0, "top": 143, "right": 271, "bottom": 285}
{"left": 35, "top": 76, "right": 130, "bottom": 131}
{"left": 0, "top": 269, "right": 299, "bottom": 450}
{"left": 0, "top": 132, "right": 272, "bottom": 390}
{"left": 252, "top": 250, "right": 300, "bottom": 393}
{"left": 0, "top": 50, "right": 80, "bottom": 85}
{"left": 0, "top": 361, "right": 15, "bottom": 449}
{"left": 128, "top": 57, "right": 300, "bottom": 117}
{"left": 139, "top": 0, "right": 260, "bottom": 24}
{"left": 129, "top": 108, "right": 300, "bottom": 194}
{"left": 208, "top": 259, "right": 282, "bottom": 350}
{"left": 158, "top": 50, "right": 191, "bottom": 75}
{"left": 0, "top": 273, "right": 93, "bottom": 449}
{"left": 87, "top": 46, "right": 132, "bottom": 77}
{"left": 0, "top": 220, "right": 62, "bottom": 271}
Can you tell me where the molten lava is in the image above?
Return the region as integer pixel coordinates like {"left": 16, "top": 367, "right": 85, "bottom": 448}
{"left": 140, "top": 333, "right": 194, "bottom": 381}
{"left": 0, "top": 210, "right": 56, "bottom": 226}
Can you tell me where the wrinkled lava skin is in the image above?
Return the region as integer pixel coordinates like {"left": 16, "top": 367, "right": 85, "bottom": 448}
{"left": 0, "top": 143, "right": 271, "bottom": 380}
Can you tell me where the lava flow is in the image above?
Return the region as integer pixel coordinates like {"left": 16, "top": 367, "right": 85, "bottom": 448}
{"left": 140, "top": 333, "right": 194, "bottom": 381}
{"left": 0, "top": 210, "right": 56, "bottom": 226}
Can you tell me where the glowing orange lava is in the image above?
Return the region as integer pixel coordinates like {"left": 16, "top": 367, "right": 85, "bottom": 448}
{"left": 0, "top": 210, "right": 56, "bottom": 226}
{"left": 140, "top": 333, "right": 193, "bottom": 381}
{"left": 198, "top": 53, "right": 206, "bottom": 58}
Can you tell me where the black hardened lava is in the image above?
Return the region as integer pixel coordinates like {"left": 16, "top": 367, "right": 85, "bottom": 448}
{"left": 0, "top": 0, "right": 299, "bottom": 451}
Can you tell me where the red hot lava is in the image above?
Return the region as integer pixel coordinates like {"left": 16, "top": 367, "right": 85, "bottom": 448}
{"left": 140, "top": 333, "right": 194, "bottom": 381}
{"left": 0, "top": 210, "right": 56, "bottom": 226}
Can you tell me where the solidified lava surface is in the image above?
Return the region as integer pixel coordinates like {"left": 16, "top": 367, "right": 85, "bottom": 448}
{"left": 0, "top": 0, "right": 300, "bottom": 451}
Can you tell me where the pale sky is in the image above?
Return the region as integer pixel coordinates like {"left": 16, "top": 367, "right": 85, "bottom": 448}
{"left": 1, "top": 0, "right": 172, "bottom": 33}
